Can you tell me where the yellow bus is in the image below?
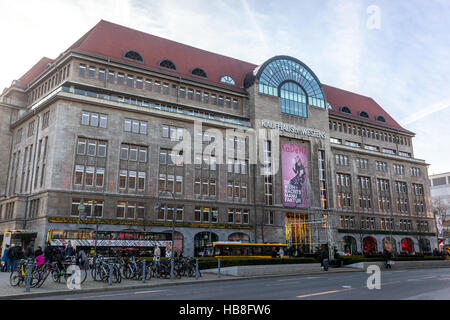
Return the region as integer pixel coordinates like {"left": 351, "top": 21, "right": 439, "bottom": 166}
{"left": 204, "top": 242, "right": 289, "bottom": 258}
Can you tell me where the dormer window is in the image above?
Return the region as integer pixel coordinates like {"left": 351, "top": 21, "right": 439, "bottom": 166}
{"left": 191, "top": 67, "right": 207, "bottom": 78}
{"left": 219, "top": 75, "right": 235, "bottom": 85}
{"left": 376, "top": 115, "right": 386, "bottom": 123}
{"left": 159, "top": 59, "right": 177, "bottom": 71}
{"left": 340, "top": 106, "right": 352, "bottom": 114}
{"left": 327, "top": 103, "right": 333, "bottom": 110}
{"left": 359, "top": 111, "right": 369, "bottom": 119}
{"left": 123, "top": 50, "right": 144, "bottom": 63}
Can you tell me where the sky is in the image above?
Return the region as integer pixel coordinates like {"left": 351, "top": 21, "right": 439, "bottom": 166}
{"left": 0, "top": 0, "right": 449, "bottom": 174}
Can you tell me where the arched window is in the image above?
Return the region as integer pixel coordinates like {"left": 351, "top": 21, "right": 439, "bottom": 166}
{"left": 401, "top": 238, "right": 414, "bottom": 254}
{"left": 191, "top": 67, "right": 207, "bottom": 78}
{"left": 376, "top": 115, "right": 386, "bottom": 123}
{"left": 382, "top": 237, "right": 397, "bottom": 253}
{"left": 194, "top": 231, "right": 218, "bottom": 256}
{"left": 341, "top": 236, "right": 357, "bottom": 254}
{"left": 340, "top": 106, "right": 352, "bottom": 114}
{"left": 359, "top": 110, "right": 370, "bottom": 119}
{"left": 363, "top": 236, "right": 377, "bottom": 254}
{"left": 280, "top": 81, "right": 307, "bottom": 117}
{"left": 159, "top": 59, "right": 177, "bottom": 71}
{"left": 219, "top": 75, "right": 236, "bottom": 85}
{"left": 256, "top": 56, "right": 325, "bottom": 112}
{"left": 123, "top": 50, "right": 144, "bottom": 63}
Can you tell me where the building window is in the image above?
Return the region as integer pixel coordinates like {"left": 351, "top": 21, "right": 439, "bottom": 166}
{"left": 108, "top": 71, "right": 115, "bottom": 83}
{"left": 335, "top": 154, "right": 349, "bottom": 166}
{"left": 117, "top": 73, "right": 124, "bottom": 85}
{"left": 336, "top": 173, "right": 352, "bottom": 209}
{"left": 376, "top": 161, "right": 387, "bottom": 172}
{"left": 72, "top": 199, "right": 103, "bottom": 217}
{"left": 123, "top": 50, "right": 144, "bottom": 62}
{"left": 280, "top": 81, "right": 307, "bottom": 118}
{"left": 159, "top": 59, "right": 177, "bottom": 70}
{"left": 191, "top": 67, "right": 207, "bottom": 78}
{"left": 393, "top": 164, "right": 405, "bottom": 175}
{"left": 162, "top": 125, "right": 183, "bottom": 140}
{"left": 358, "top": 176, "right": 372, "bottom": 211}
{"left": 356, "top": 158, "right": 368, "bottom": 169}
{"left": 81, "top": 111, "right": 107, "bottom": 128}
{"left": 42, "top": 111, "right": 50, "bottom": 129}
{"left": 411, "top": 167, "right": 421, "bottom": 177}
{"left": 78, "top": 64, "right": 86, "bottom": 77}
{"left": 98, "top": 68, "right": 105, "bottom": 81}
{"left": 124, "top": 119, "right": 147, "bottom": 134}
{"left": 318, "top": 150, "right": 328, "bottom": 209}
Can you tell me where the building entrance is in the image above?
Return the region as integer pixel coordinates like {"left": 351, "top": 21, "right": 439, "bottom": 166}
{"left": 285, "top": 212, "right": 312, "bottom": 253}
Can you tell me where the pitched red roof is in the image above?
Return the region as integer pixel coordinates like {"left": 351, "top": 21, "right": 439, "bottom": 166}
{"left": 13, "top": 20, "right": 411, "bottom": 134}
{"left": 16, "top": 57, "right": 54, "bottom": 89}
{"left": 322, "top": 84, "right": 413, "bottom": 134}
{"left": 67, "top": 20, "right": 257, "bottom": 92}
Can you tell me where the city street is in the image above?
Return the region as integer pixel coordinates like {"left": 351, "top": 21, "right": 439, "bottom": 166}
{"left": 26, "top": 267, "right": 450, "bottom": 300}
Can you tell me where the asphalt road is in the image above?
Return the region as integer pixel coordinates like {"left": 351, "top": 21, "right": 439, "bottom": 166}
{"left": 26, "top": 267, "right": 450, "bottom": 300}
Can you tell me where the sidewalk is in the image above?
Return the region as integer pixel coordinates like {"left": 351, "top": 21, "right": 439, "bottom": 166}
{"left": 0, "top": 270, "right": 238, "bottom": 300}
{"left": 0, "top": 266, "right": 361, "bottom": 299}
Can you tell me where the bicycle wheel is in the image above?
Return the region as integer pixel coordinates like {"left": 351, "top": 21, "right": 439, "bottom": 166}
{"left": 51, "top": 270, "right": 61, "bottom": 283}
{"left": 36, "top": 269, "right": 50, "bottom": 288}
{"left": 30, "top": 269, "right": 41, "bottom": 288}
{"left": 9, "top": 272, "right": 21, "bottom": 287}
{"left": 79, "top": 268, "right": 88, "bottom": 284}
{"left": 145, "top": 266, "right": 152, "bottom": 280}
{"left": 123, "top": 267, "right": 132, "bottom": 279}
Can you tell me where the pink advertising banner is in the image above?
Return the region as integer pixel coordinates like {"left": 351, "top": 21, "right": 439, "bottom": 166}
{"left": 281, "top": 142, "right": 308, "bottom": 208}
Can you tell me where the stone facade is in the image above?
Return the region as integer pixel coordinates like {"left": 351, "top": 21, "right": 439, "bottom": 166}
{"left": 0, "top": 22, "right": 437, "bottom": 256}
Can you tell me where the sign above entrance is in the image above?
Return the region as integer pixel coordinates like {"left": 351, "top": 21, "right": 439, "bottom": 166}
{"left": 260, "top": 120, "right": 326, "bottom": 139}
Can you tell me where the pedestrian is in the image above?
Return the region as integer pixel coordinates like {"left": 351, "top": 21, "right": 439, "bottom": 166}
{"left": 25, "top": 241, "right": 35, "bottom": 259}
{"left": 43, "top": 243, "right": 53, "bottom": 263}
{"left": 278, "top": 247, "right": 284, "bottom": 259}
{"left": 11, "top": 244, "right": 24, "bottom": 272}
{"left": 319, "top": 246, "right": 325, "bottom": 268}
{"left": 77, "top": 249, "right": 89, "bottom": 270}
{"left": 271, "top": 247, "right": 277, "bottom": 258}
{"left": 7, "top": 244, "right": 15, "bottom": 272}
{"left": 384, "top": 249, "right": 392, "bottom": 269}
{"left": 153, "top": 245, "right": 161, "bottom": 273}
{"left": 1, "top": 245, "right": 10, "bottom": 272}
{"left": 63, "top": 241, "right": 76, "bottom": 259}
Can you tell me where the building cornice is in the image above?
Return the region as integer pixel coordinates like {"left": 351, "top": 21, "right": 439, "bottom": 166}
{"left": 331, "top": 143, "right": 429, "bottom": 166}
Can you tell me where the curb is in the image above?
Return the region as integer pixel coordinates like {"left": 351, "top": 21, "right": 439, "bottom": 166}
{"left": 1, "top": 268, "right": 363, "bottom": 300}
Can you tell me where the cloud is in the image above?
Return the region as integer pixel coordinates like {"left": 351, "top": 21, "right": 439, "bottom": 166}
{"left": 399, "top": 99, "right": 450, "bottom": 126}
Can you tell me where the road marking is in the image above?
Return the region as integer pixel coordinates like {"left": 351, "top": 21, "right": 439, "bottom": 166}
{"left": 277, "top": 277, "right": 319, "bottom": 282}
{"left": 65, "top": 289, "right": 167, "bottom": 300}
{"left": 133, "top": 289, "right": 165, "bottom": 295}
{"left": 296, "top": 288, "right": 352, "bottom": 298}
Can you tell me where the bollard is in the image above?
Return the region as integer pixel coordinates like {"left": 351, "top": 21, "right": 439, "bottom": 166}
{"left": 218, "top": 258, "right": 221, "bottom": 279}
{"left": 108, "top": 263, "right": 113, "bottom": 286}
{"left": 142, "top": 260, "right": 146, "bottom": 283}
{"left": 170, "top": 258, "right": 174, "bottom": 280}
{"left": 195, "top": 259, "right": 199, "bottom": 280}
{"left": 25, "top": 261, "right": 33, "bottom": 292}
